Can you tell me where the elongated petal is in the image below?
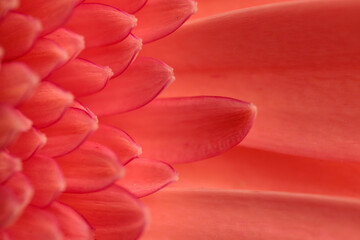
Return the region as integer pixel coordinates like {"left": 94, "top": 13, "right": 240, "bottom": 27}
{"left": 0, "top": 152, "right": 21, "bottom": 183}
{"left": 6, "top": 206, "right": 63, "bottom": 240}
{"left": 0, "top": 12, "right": 41, "bottom": 60}
{"left": 38, "top": 106, "right": 98, "bottom": 157}
{"left": 79, "top": 34, "right": 142, "bottom": 78}
{"left": 117, "top": 158, "right": 177, "bottom": 197}
{"left": 56, "top": 141, "right": 123, "bottom": 193}
{"left": 16, "top": 0, "right": 78, "bottom": 35}
{"left": 60, "top": 185, "right": 147, "bottom": 240}
{"left": 80, "top": 57, "right": 174, "bottom": 116}
{"left": 48, "top": 202, "right": 93, "bottom": 240}
{"left": 65, "top": 3, "right": 137, "bottom": 47}
{"left": 143, "top": 0, "right": 360, "bottom": 161}
{"left": 0, "top": 62, "right": 39, "bottom": 106}
{"left": 133, "top": 0, "right": 197, "bottom": 43}
{"left": 88, "top": 124, "right": 141, "bottom": 164}
{"left": 142, "top": 189, "right": 360, "bottom": 240}
{"left": 0, "top": 0, "right": 18, "bottom": 19}
{"left": 0, "top": 186, "right": 19, "bottom": 229}
{"left": 47, "top": 58, "right": 112, "bottom": 97}
{"left": 84, "top": 0, "right": 147, "bottom": 13}
{"left": 101, "top": 96, "right": 256, "bottom": 163}
{"left": 17, "top": 39, "right": 69, "bottom": 79}
{"left": 18, "top": 82, "right": 74, "bottom": 129}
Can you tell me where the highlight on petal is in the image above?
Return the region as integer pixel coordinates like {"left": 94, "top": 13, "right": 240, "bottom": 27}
{"left": 80, "top": 57, "right": 174, "bottom": 116}
{"left": 18, "top": 81, "right": 74, "bottom": 129}
{"left": 64, "top": 3, "right": 137, "bottom": 47}
{"left": 88, "top": 124, "right": 142, "bottom": 164}
{"left": 16, "top": 0, "right": 78, "bottom": 35}
{"left": 38, "top": 105, "right": 98, "bottom": 157}
{"left": 142, "top": 189, "right": 360, "bottom": 240}
{"left": 133, "top": 0, "right": 197, "bottom": 43}
{"left": 101, "top": 96, "right": 256, "bottom": 163}
{"left": 117, "top": 158, "right": 178, "bottom": 198}
{"left": 47, "top": 58, "right": 113, "bottom": 97}
{"left": 143, "top": 0, "right": 360, "bottom": 162}
{"left": 60, "top": 185, "right": 147, "bottom": 240}
{"left": 22, "top": 155, "right": 66, "bottom": 207}
{"left": 79, "top": 33, "right": 142, "bottom": 78}
{"left": 0, "top": 151, "right": 21, "bottom": 183}
{"left": 0, "top": 12, "right": 41, "bottom": 60}
{"left": 56, "top": 141, "right": 123, "bottom": 193}
{"left": 84, "top": 0, "right": 147, "bottom": 14}
{"left": 0, "top": 0, "right": 19, "bottom": 19}
{"left": 0, "top": 62, "right": 39, "bottom": 106}
{"left": 0, "top": 186, "right": 20, "bottom": 229}
{"left": 6, "top": 206, "right": 63, "bottom": 240}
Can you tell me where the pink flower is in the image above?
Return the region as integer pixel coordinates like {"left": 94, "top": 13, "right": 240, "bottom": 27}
{"left": 0, "top": 1, "right": 256, "bottom": 240}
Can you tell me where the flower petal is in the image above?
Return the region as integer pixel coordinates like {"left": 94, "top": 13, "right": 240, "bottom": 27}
{"left": 0, "top": 185, "right": 20, "bottom": 229}
{"left": 0, "top": 12, "right": 41, "bottom": 60}
{"left": 22, "top": 155, "right": 65, "bottom": 207}
{"left": 38, "top": 106, "right": 98, "bottom": 157}
{"left": 56, "top": 141, "right": 123, "bottom": 193}
{"left": 0, "top": 151, "right": 21, "bottom": 183}
{"left": 64, "top": 3, "right": 137, "bottom": 47}
{"left": 142, "top": 189, "right": 360, "bottom": 240}
{"left": 117, "top": 158, "right": 177, "bottom": 197}
{"left": 0, "top": 62, "right": 39, "bottom": 106}
{"left": 143, "top": 0, "right": 360, "bottom": 162}
{"left": 59, "top": 185, "right": 147, "bottom": 240}
{"left": 79, "top": 33, "right": 142, "bottom": 78}
{"left": 0, "top": 0, "right": 18, "bottom": 19}
{"left": 84, "top": 0, "right": 147, "bottom": 13}
{"left": 79, "top": 57, "right": 174, "bottom": 116}
{"left": 133, "top": 0, "right": 197, "bottom": 43}
{"left": 18, "top": 82, "right": 74, "bottom": 129}
{"left": 46, "top": 58, "right": 113, "bottom": 97}
{"left": 101, "top": 96, "right": 256, "bottom": 163}
{"left": 88, "top": 124, "right": 142, "bottom": 164}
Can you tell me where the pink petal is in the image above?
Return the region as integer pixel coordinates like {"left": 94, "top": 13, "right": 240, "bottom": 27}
{"left": 17, "top": 39, "right": 69, "bottom": 79}
{"left": 18, "top": 82, "right": 73, "bottom": 129}
{"left": 101, "top": 96, "right": 256, "bottom": 163}
{"left": 142, "top": 189, "right": 360, "bottom": 240}
{"left": 6, "top": 206, "right": 63, "bottom": 240}
{"left": 6, "top": 128, "right": 47, "bottom": 161}
{"left": 79, "top": 34, "right": 142, "bottom": 78}
{"left": 133, "top": 0, "right": 197, "bottom": 43}
{"left": 0, "top": 106, "right": 32, "bottom": 149}
{"left": 117, "top": 158, "right": 177, "bottom": 197}
{"left": 0, "top": 151, "right": 21, "bottom": 183}
{"left": 79, "top": 57, "right": 174, "bottom": 116}
{"left": 22, "top": 155, "right": 65, "bottom": 207}
{"left": 16, "top": 0, "right": 78, "bottom": 36}
{"left": 0, "top": 12, "right": 41, "bottom": 60}
{"left": 64, "top": 3, "right": 137, "bottom": 47}
{"left": 0, "top": 0, "right": 18, "bottom": 19}
{"left": 84, "top": 0, "right": 147, "bottom": 14}
{"left": 45, "top": 28, "right": 85, "bottom": 62}
{"left": 88, "top": 124, "right": 141, "bottom": 164}
{"left": 56, "top": 141, "right": 123, "bottom": 193}
{"left": 0, "top": 62, "right": 39, "bottom": 106}
{"left": 37, "top": 106, "right": 98, "bottom": 157}
{"left": 46, "top": 58, "right": 112, "bottom": 97}
{"left": 48, "top": 202, "right": 93, "bottom": 240}
{"left": 142, "top": 0, "right": 360, "bottom": 162}
{"left": 59, "top": 185, "right": 147, "bottom": 240}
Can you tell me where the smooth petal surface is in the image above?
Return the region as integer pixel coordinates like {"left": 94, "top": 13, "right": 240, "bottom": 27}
{"left": 101, "top": 96, "right": 256, "bottom": 163}
{"left": 133, "top": 0, "right": 197, "bottom": 43}
{"left": 0, "top": 0, "right": 18, "bottom": 19}
{"left": 117, "top": 158, "right": 177, "bottom": 197}
{"left": 143, "top": 0, "right": 360, "bottom": 161}
{"left": 0, "top": 12, "right": 41, "bottom": 60}
{"left": 80, "top": 57, "right": 174, "bottom": 116}
{"left": 88, "top": 124, "right": 141, "bottom": 164}
{"left": 18, "top": 82, "right": 74, "bottom": 128}
{"left": 60, "top": 186, "right": 147, "bottom": 240}
{"left": 84, "top": 0, "right": 147, "bottom": 13}
{"left": 23, "top": 155, "right": 65, "bottom": 207}
{"left": 38, "top": 106, "right": 98, "bottom": 157}
{"left": 56, "top": 141, "right": 123, "bottom": 193}
{"left": 0, "top": 186, "right": 20, "bottom": 229}
{"left": 65, "top": 3, "right": 137, "bottom": 47}
{"left": 47, "top": 58, "right": 112, "bottom": 97}
{"left": 142, "top": 189, "right": 360, "bottom": 240}
{"left": 0, "top": 152, "right": 21, "bottom": 183}
{"left": 79, "top": 34, "right": 142, "bottom": 78}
